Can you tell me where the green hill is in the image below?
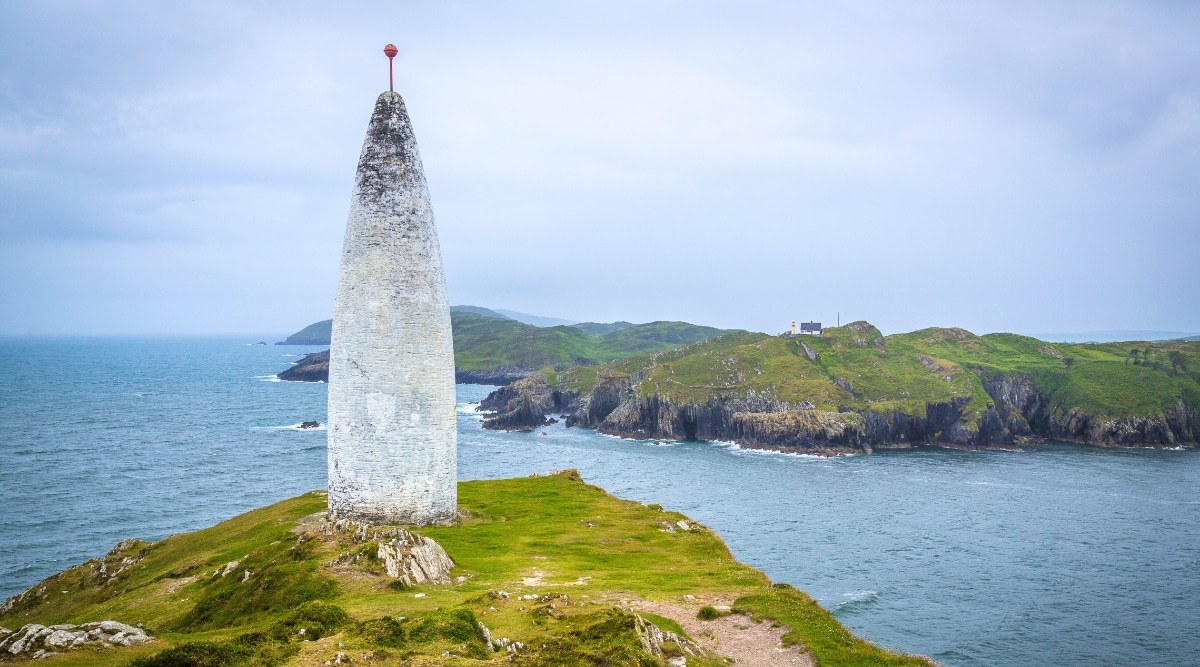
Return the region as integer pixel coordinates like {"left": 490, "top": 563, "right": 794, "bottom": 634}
{"left": 484, "top": 323, "right": 1200, "bottom": 451}
{"left": 0, "top": 472, "right": 931, "bottom": 666}
{"left": 449, "top": 305, "right": 511, "bottom": 320}
{"left": 275, "top": 320, "right": 332, "bottom": 346}
{"left": 452, "top": 314, "right": 726, "bottom": 373}
{"left": 277, "top": 314, "right": 729, "bottom": 384}
{"left": 571, "top": 322, "right": 635, "bottom": 336}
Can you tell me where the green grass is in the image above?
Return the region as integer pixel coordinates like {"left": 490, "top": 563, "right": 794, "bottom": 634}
{"left": 734, "top": 585, "right": 933, "bottom": 667}
{"left": 451, "top": 312, "right": 727, "bottom": 374}
{"left": 1, "top": 473, "right": 932, "bottom": 666}
{"left": 557, "top": 322, "right": 1200, "bottom": 431}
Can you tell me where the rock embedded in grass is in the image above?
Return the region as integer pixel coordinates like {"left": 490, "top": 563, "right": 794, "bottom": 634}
{"left": 0, "top": 620, "right": 153, "bottom": 656}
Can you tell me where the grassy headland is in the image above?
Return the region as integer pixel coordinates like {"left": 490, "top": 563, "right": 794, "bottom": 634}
{"left": 484, "top": 323, "right": 1200, "bottom": 451}
{"left": 0, "top": 472, "right": 930, "bottom": 666}
{"left": 452, "top": 313, "right": 726, "bottom": 375}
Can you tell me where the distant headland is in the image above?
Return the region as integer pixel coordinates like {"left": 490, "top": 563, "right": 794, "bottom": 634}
{"left": 279, "top": 312, "right": 1200, "bottom": 453}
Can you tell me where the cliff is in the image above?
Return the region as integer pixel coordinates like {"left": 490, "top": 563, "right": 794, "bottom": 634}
{"left": 277, "top": 350, "right": 329, "bottom": 382}
{"left": 480, "top": 323, "right": 1200, "bottom": 452}
{"left": 0, "top": 473, "right": 933, "bottom": 666}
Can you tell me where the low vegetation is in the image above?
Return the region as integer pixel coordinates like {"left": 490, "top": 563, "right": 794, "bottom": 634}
{"left": 451, "top": 313, "right": 728, "bottom": 373}
{"left": 531, "top": 323, "right": 1200, "bottom": 449}
{"left": 1, "top": 472, "right": 932, "bottom": 666}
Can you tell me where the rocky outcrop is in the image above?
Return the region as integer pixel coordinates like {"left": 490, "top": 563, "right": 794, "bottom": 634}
{"left": 634, "top": 614, "right": 702, "bottom": 661}
{"left": 578, "top": 391, "right": 981, "bottom": 454}
{"left": 979, "top": 373, "right": 1047, "bottom": 438}
{"left": 1042, "top": 400, "right": 1198, "bottom": 447}
{"left": 277, "top": 349, "right": 329, "bottom": 382}
{"left": 980, "top": 372, "right": 1200, "bottom": 447}
{"left": 315, "top": 515, "right": 453, "bottom": 587}
{"left": 480, "top": 376, "right": 577, "bottom": 431}
{"left": 0, "top": 621, "right": 153, "bottom": 658}
{"left": 473, "top": 371, "right": 990, "bottom": 453}
{"left": 481, "top": 364, "right": 1198, "bottom": 453}
{"left": 377, "top": 533, "right": 454, "bottom": 587}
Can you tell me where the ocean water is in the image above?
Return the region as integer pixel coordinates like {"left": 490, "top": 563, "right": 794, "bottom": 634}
{"left": 2, "top": 338, "right": 1198, "bottom": 666}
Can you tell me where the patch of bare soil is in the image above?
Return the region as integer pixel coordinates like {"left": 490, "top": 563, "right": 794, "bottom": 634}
{"left": 627, "top": 595, "right": 814, "bottom": 667}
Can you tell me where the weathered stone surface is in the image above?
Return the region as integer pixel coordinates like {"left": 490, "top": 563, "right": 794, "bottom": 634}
{"left": 0, "top": 621, "right": 152, "bottom": 656}
{"left": 328, "top": 91, "right": 456, "bottom": 525}
{"left": 634, "top": 614, "right": 702, "bottom": 660}
{"left": 377, "top": 533, "right": 454, "bottom": 586}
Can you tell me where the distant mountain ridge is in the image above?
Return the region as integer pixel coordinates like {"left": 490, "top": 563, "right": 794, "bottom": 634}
{"left": 449, "top": 305, "right": 510, "bottom": 320}
{"left": 276, "top": 311, "right": 729, "bottom": 384}
{"left": 493, "top": 309, "right": 576, "bottom": 327}
{"left": 279, "top": 307, "right": 606, "bottom": 345}
{"left": 276, "top": 319, "right": 332, "bottom": 345}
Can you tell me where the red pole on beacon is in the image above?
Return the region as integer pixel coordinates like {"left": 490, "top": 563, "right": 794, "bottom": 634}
{"left": 383, "top": 44, "right": 398, "bottom": 92}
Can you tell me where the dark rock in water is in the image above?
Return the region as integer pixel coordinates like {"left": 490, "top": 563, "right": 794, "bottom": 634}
{"left": 299, "top": 421, "right": 321, "bottom": 429}
{"left": 278, "top": 350, "right": 329, "bottom": 382}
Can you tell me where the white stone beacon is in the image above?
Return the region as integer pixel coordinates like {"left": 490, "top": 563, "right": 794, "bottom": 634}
{"left": 327, "top": 91, "right": 456, "bottom": 525}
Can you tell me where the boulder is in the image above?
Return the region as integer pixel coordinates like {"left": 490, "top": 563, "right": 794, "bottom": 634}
{"left": 0, "top": 621, "right": 152, "bottom": 656}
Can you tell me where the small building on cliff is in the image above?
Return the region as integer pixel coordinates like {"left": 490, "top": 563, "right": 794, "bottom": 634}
{"left": 781, "top": 321, "right": 823, "bottom": 338}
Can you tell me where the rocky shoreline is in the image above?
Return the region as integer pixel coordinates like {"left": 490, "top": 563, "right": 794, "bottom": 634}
{"left": 277, "top": 352, "right": 533, "bottom": 387}
{"left": 277, "top": 349, "right": 329, "bottom": 383}
{"left": 477, "top": 371, "right": 1200, "bottom": 453}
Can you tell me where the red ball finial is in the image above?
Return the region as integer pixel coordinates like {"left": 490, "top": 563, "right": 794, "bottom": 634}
{"left": 383, "top": 44, "right": 398, "bottom": 92}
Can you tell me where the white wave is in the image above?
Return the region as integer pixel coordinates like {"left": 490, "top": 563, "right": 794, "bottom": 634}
{"left": 835, "top": 590, "right": 879, "bottom": 609}
{"left": 708, "top": 439, "right": 845, "bottom": 460}
{"left": 254, "top": 375, "right": 283, "bottom": 383}
{"left": 253, "top": 422, "right": 327, "bottom": 431}
{"left": 457, "top": 402, "right": 486, "bottom": 420}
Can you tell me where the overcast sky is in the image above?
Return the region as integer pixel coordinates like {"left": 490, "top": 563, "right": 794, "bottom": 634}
{"left": 1, "top": 1, "right": 1197, "bottom": 337}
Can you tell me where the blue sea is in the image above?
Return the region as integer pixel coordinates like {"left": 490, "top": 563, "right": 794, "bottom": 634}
{"left": 2, "top": 337, "right": 1198, "bottom": 666}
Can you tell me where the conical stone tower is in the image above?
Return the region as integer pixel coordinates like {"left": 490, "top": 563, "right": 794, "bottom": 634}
{"left": 327, "top": 91, "right": 456, "bottom": 525}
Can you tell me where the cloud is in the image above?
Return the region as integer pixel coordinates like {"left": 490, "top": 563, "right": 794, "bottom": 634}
{"left": 0, "top": 1, "right": 1197, "bottom": 335}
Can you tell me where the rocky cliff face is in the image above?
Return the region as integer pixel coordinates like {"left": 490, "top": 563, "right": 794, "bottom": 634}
{"left": 278, "top": 349, "right": 330, "bottom": 382}
{"left": 979, "top": 373, "right": 1199, "bottom": 447}
{"left": 479, "top": 376, "right": 577, "bottom": 431}
{"left": 480, "top": 369, "right": 1198, "bottom": 453}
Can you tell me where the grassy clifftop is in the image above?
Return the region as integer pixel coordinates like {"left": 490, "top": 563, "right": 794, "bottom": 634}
{"left": 0, "top": 473, "right": 930, "bottom": 666}
{"left": 530, "top": 323, "right": 1200, "bottom": 450}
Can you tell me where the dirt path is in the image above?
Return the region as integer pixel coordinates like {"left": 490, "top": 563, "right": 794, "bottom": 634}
{"left": 622, "top": 595, "right": 814, "bottom": 667}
